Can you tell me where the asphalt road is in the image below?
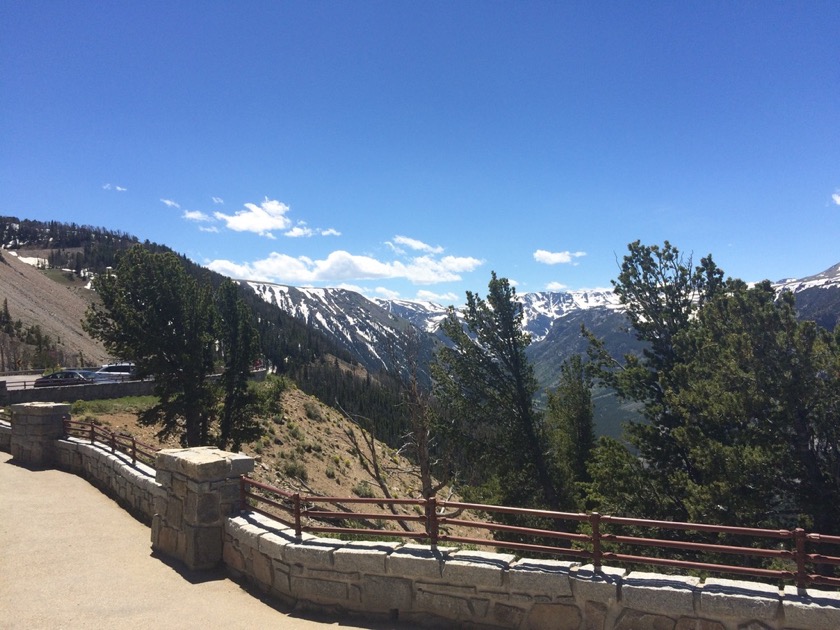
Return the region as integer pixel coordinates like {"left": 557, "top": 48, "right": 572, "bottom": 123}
{"left": 0, "top": 451, "right": 409, "bottom": 629}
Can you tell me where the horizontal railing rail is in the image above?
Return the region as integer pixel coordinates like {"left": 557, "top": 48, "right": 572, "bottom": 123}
{"left": 62, "top": 417, "right": 160, "bottom": 469}
{"left": 239, "top": 475, "right": 840, "bottom": 589}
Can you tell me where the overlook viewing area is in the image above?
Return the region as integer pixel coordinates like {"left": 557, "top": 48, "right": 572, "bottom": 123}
{"left": 3, "top": 402, "right": 840, "bottom": 630}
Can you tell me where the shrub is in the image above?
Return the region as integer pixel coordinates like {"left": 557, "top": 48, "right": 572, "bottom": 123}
{"left": 283, "top": 460, "right": 308, "bottom": 482}
{"left": 352, "top": 480, "right": 375, "bottom": 498}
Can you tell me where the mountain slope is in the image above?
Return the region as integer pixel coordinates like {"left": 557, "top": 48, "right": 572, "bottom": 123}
{"left": 0, "top": 250, "right": 108, "bottom": 365}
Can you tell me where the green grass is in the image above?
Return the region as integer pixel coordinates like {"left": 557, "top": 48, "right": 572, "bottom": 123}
{"left": 70, "top": 396, "right": 157, "bottom": 416}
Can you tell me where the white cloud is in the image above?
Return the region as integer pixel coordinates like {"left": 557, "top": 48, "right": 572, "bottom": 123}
{"left": 320, "top": 228, "right": 341, "bottom": 236}
{"left": 214, "top": 197, "right": 291, "bottom": 237}
{"left": 183, "top": 210, "right": 213, "bottom": 222}
{"left": 207, "top": 250, "right": 484, "bottom": 285}
{"left": 546, "top": 281, "right": 568, "bottom": 291}
{"left": 285, "top": 226, "right": 314, "bottom": 238}
{"left": 415, "top": 289, "right": 458, "bottom": 304}
{"left": 211, "top": 196, "right": 224, "bottom": 205}
{"left": 102, "top": 183, "right": 127, "bottom": 192}
{"left": 533, "top": 249, "right": 587, "bottom": 265}
{"left": 832, "top": 190, "right": 840, "bottom": 206}
{"left": 161, "top": 198, "right": 180, "bottom": 209}
{"left": 392, "top": 235, "right": 444, "bottom": 254}
{"left": 374, "top": 287, "right": 401, "bottom": 300}
{"left": 199, "top": 226, "right": 219, "bottom": 233}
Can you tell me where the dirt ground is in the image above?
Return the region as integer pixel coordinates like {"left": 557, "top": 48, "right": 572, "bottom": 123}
{"left": 79, "top": 386, "right": 490, "bottom": 540}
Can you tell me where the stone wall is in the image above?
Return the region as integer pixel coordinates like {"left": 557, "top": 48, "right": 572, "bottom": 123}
{"left": 4, "top": 379, "right": 155, "bottom": 405}
{"left": 224, "top": 512, "right": 840, "bottom": 630}
{"left": 53, "top": 437, "right": 163, "bottom": 524}
{"left": 3, "top": 402, "right": 840, "bottom": 629}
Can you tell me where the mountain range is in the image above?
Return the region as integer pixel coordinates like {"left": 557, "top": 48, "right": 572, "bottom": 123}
{"left": 245, "top": 262, "right": 840, "bottom": 393}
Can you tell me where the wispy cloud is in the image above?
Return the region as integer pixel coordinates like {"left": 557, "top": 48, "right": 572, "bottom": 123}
{"left": 183, "top": 210, "right": 213, "bottom": 222}
{"left": 160, "top": 198, "right": 180, "bottom": 209}
{"left": 320, "top": 228, "right": 341, "bottom": 237}
{"left": 102, "top": 183, "right": 127, "bottom": 192}
{"left": 211, "top": 196, "right": 224, "bottom": 205}
{"left": 207, "top": 249, "right": 483, "bottom": 286}
{"left": 214, "top": 197, "right": 291, "bottom": 238}
{"left": 546, "top": 281, "right": 568, "bottom": 291}
{"left": 415, "top": 289, "right": 459, "bottom": 304}
{"left": 533, "top": 249, "right": 586, "bottom": 265}
{"left": 832, "top": 190, "right": 840, "bottom": 206}
{"left": 285, "top": 225, "right": 314, "bottom": 238}
{"left": 389, "top": 235, "right": 444, "bottom": 255}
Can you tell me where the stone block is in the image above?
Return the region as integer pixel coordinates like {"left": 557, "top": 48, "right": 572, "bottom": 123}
{"left": 334, "top": 546, "right": 391, "bottom": 575}
{"left": 291, "top": 576, "right": 351, "bottom": 603}
{"left": 510, "top": 559, "right": 575, "bottom": 598}
{"left": 252, "top": 550, "right": 273, "bottom": 590}
{"left": 674, "top": 619, "right": 725, "bottom": 630}
{"left": 416, "top": 587, "right": 474, "bottom": 620}
{"left": 492, "top": 602, "right": 526, "bottom": 628}
{"left": 584, "top": 600, "right": 607, "bottom": 630}
{"left": 185, "top": 490, "right": 221, "bottom": 525}
{"left": 526, "top": 601, "right": 583, "bottom": 630}
{"left": 360, "top": 575, "right": 413, "bottom": 611}
{"left": 258, "top": 530, "right": 292, "bottom": 559}
{"left": 284, "top": 540, "right": 342, "bottom": 569}
{"left": 571, "top": 564, "right": 625, "bottom": 606}
{"left": 782, "top": 585, "right": 840, "bottom": 630}
{"left": 622, "top": 571, "right": 700, "bottom": 617}
{"left": 442, "top": 550, "right": 515, "bottom": 588}
{"left": 699, "top": 578, "right": 781, "bottom": 622}
{"left": 614, "top": 608, "right": 676, "bottom": 630}
{"left": 183, "top": 523, "right": 223, "bottom": 570}
{"left": 387, "top": 544, "right": 454, "bottom": 580}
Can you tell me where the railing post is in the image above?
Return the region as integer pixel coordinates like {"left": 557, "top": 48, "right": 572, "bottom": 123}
{"left": 89, "top": 422, "right": 95, "bottom": 445}
{"left": 794, "top": 528, "right": 808, "bottom": 588}
{"left": 62, "top": 415, "right": 69, "bottom": 438}
{"left": 110, "top": 431, "right": 116, "bottom": 454}
{"left": 131, "top": 436, "right": 137, "bottom": 465}
{"left": 590, "top": 512, "right": 602, "bottom": 572}
{"left": 293, "top": 493, "right": 302, "bottom": 539}
{"left": 239, "top": 475, "right": 246, "bottom": 513}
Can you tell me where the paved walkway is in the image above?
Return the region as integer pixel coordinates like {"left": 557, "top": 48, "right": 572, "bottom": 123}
{"left": 0, "top": 451, "right": 406, "bottom": 629}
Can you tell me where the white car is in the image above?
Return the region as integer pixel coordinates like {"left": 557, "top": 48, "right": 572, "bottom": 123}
{"left": 94, "top": 362, "right": 137, "bottom": 381}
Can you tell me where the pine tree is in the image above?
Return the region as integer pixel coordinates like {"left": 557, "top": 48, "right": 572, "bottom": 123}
{"left": 433, "top": 272, "right": 564, "bottom": 510}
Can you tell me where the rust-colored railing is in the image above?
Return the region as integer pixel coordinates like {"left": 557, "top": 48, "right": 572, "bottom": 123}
{"left": 239, "top": 475, "right": 840, "bottom": 589}
{"left": 63, "top": 417, "right": 160, "bottom": 469}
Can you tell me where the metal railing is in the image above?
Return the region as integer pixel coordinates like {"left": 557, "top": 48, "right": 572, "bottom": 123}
{"left": 62, "top": 417, "right": 160, "bottom": 469}
{"left": 239, "top": 476, "right": 840, "bottom": 589}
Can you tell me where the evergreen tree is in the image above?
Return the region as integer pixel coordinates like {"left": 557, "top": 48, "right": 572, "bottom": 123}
{"left": 546, "top": 354, "right": 595, "bottom": 504}
{"left": 84, "top": 245, "right": 217, "bottom": 446}
{"left": 433, "top": 272, "right": 564, "bottom": 510}
{"left": 216, "top": 279, "right": 262, "bottom": 451}
{"left": 586, "top": 241, "right": 840, "bottom": 536}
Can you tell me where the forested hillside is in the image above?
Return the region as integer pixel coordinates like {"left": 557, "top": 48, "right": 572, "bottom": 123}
{"left": 0, "top": 217, "right": 413, "bottom": 448}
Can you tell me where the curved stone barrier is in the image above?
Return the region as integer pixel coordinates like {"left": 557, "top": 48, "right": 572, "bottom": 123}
{"left": 223, "top": 512, "right": 840, "bottom": 629}
{"left": 4, "top": 403, "right": 840, "bottom": 629}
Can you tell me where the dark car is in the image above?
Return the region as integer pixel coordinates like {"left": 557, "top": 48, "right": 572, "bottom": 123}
{"left": 33, "top": 369, "right": 97, "bottom": 388}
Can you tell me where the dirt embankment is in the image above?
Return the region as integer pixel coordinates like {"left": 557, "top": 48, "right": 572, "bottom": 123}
{"left": 0, "top": 250, "right": 109, "bottom": 366}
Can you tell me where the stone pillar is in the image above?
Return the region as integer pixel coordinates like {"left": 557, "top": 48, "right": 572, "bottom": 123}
{"left": 10, "top": 402, "right": 70, "bottom": 467}
{"left": 152, "top": 446, "right": 254, "bottom": 571}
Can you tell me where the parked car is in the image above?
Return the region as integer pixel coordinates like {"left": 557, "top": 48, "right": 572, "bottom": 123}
{"left": 33, "top": 369, "right": 97, "bottom": 387}
{"left": 94, "top": 362, "right": 137, "bottom": 381}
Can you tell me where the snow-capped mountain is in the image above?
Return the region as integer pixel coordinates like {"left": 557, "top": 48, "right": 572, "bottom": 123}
{"left": 245, "top": 282, "right": 437, "bottom": 377}
{"left": 245, "top": 263, "right": 840, "bottom": 389}
{"left": 774, "top": 263, "right": 840, "bottom": 331}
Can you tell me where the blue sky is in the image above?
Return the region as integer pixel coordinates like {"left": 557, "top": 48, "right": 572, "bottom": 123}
{"left": 2, "top": 2, "right": 838, "bottom": 304}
